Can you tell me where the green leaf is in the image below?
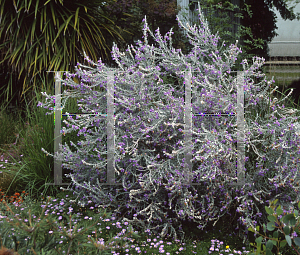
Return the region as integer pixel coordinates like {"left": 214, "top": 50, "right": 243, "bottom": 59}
{"left": 74, "top": 7, "right": 80, "bottom": 29}
{"left": 63, "top": 15, "right": 73, "bottom": 36}
{"left": 52, "top": 22, "right": 66, "bottom": 46}
{"left": 44, "top": 0, "right": 51, "bottom": 6}
{"left": 10, "top": 43, "right": 24, "bottom": 64}
{"left": 267, "top": 222, "right": 276, "bottom": 231}
{"left": 20, "top": 25, "right": 30, "bottom": 52}
{"left": 271, "top": 239, "right": 277, "bottom": 246}
{"left": 31, "top": 18, "right": 36, "bottom": 45}
{"left": 256, "top": 236, "right": 263, "bottom": 246}
{"left": 266, "top": 248, "right": 273, "bottom": 255}
{"left": 295, "top": 210, "right": 298, "bottom": 217}
{"left": 267, "top": 215, "right": 276, "bottom": 222}
{"left": 279, "top": 240, "right": 287, "bottom": 248}
{"left": 283, "top": 214, "right": 296, "bottom": 226}
{"left": 16, "top": 42, "right": 27, "bottom": 69}
{"left": 266, "top": 239, "right": 274, "bottom": 250}
{"left": 50, "top": 5, "right": 56, "bottom": 27}
{"left": 283, "top": 226, "right": 290, "bottom": 235}
{"left": 35, "top": 0, "right": 39, "bottom": 19}
{"left": 276, "top": 207, "right": 284, "bottom": 215}
{"left": 42, "top": 42, "right": 47, "bottom": 67}
{"left": 248, "top": 227, "right": 255, "bottom": 233}
{"left": 290, "top": 216, "right": 296, "bottom": 226}
{"left": 273, "top": 230, "right": 279, "bottom": 238}
{"left": 265, "top": 206, "right": 274, "bottom": 215}
{"left": 33, "top": 46, "right": 39, "bottom": 73}
{"left": 263, "top": 223, "right": 266, "bottom": 233}
{"left": 27, "top": 0, "right": 33, "bottom": 12}
{"left": 286, "top": 235, "right": 292, "bottom": 246}
{"left": 293, "top": 237, "right": 300, "bottom": 247}
{"left": 0, "top": 4, "right": 4, "bottom": 24}
{"left": 40, "top": 6, "right": 43, "bottom": 31}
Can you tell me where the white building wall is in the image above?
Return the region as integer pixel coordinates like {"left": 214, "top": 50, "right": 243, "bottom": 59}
{"left": 268, "top": 1, "right": 300, "bottom": 57}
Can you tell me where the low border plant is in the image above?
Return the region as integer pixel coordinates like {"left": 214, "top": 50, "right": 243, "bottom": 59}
{"left": 0, "top": 189, "right": 257, "bottom": 255}
{"left": 0, "top": 191, "right": 142, "bottom": 255}
{"left": 247, "top": 198, "right": 300, "bottom": 255}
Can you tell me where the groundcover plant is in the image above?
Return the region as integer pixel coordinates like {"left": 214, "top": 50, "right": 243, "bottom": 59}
{"left": 37, "top": 2, "right": 300, "bottom": 246}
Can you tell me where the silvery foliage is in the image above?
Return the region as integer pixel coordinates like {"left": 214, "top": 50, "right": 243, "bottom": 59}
{"left": 38, "top": 2, "right": 300, "bottom": 244}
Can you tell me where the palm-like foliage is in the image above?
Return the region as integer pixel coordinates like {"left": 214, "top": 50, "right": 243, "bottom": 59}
{"left": 0, "top": 0, "right": 135, "bottom": 113}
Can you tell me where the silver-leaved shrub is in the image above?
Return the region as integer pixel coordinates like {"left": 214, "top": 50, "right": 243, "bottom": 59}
{"left": 37, "top": 2, "right": 300, "bottom": 244}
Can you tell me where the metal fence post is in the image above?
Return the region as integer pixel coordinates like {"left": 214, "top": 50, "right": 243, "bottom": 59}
{"left": 45, "top": 71, "right": 121, "bottom": 186}
{"left": 183, "top": 69, "right": 245, "bottom": 186}
{"left": 233, "top": 71, "right": 246, "bottom": 185}
{"left": 44, "top": 71, "right": 70, "bottom": 186}
{"left": 107, "top": 71, "right": 117, "bottom": 184}
{"left": 184, "top": 66, "right": 193, "bottom": 184}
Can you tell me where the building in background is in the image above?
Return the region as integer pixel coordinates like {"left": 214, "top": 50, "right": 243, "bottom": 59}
{"left": 264, "top": 1, "right": 300, "bottom": 91}
{"left": 267, "top": 1, "right": 300, "bottom": 58}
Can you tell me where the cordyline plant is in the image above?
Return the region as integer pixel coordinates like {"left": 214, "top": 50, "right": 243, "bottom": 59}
{"left": 37, "top": 2, "right": 300, "bottom": 245}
